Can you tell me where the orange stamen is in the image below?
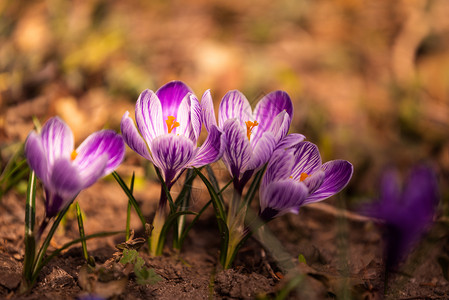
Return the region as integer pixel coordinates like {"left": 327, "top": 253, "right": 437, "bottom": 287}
{"left": 299, "top": 172, "right": 309, "bottom": 182}
{"left": 166, "top": 116, "right": 180, "bottom": 134}
{"left": 245, "top": 120, "right": 259, "bottom": 141}
{"left": 71, "top": 150, "right": 78, "bottom": 161}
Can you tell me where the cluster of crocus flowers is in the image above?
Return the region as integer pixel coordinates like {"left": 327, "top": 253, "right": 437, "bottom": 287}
{"left": 362, "top": 165, "right": 439, "bottom": 272}
{"left": 25, "top": 117, "right": 125, "bottom": 220}
{"left": 120, "top": 81, "right": 224, "bottom": 254}
{"left": 259, "top": 136, "right": 354, "bottom": 221}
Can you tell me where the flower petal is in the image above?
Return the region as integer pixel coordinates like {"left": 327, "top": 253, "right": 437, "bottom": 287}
{"left": 25, "top": 132, "right": 49, "bottom": 185}
{"left": 260, "top": 179, "right": 308, "bottom": 219}
{"left": 78, "top": 154, "right": 109, "bottom": 188}
{"left": 304, "top": 160, "right": 353, "bottom": 204}
{"left": 275, "top": 133, "right": 306, "bottom": 151}
{"left": 40, "top": 117, "right": 74, "bottom": 165}
{"left": 290, "top": 141, "right": 322, "bottom": 180}
{"left": 221, "top": 118, "right": 252, "bottom": 179}
{"left": 267, "top": 110, "right": 292, "bottom": 144}
{"left": 156, "top": 81, "right": 193, "bottom": 123}
{"left": 201, "top": 90, "right": 218, "bottom": 132}
{"left": 190, "top": 124, "right": 224, "bottom": 167}
{"left": 47, "top": 158, "right": 82, "bottom": 215}
{"left": 252, "top": 90, "right": 293, "bottom": 143}
{"left": 150, "top": 134, "right": 196, "bottom": 185}
{"left": 177, "top": 93, "right": 201, "bottom": 142}
{"left": 246, "top": 132, "right": 276, "bottom": 171}
{"left": 135, "top": 89, "right": 164, "bottom": 143}
{"left": 121, "top": 111, "right": 152, "bottom": 161}
{"left": 262, "top": 147, "right": 295, "bottom": 188}
{"left": 218, "top": 90, "right": 252, "bottom": 128}
{"left": 75, "top": 129, "right": 125, "bottom": 175}
{"left": 303, "top": 169, "right": 325, "bottom": 194}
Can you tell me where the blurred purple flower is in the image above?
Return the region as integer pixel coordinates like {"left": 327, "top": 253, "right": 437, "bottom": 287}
{"left": 259, "top": 136, "right": 353, "bottom": 221}
{"left": 363, "top": 165, "right": 439, "bottom": 270}
{"left": 218, "top": 90, "right": 293, "bottom": 191}
{"left": 25, "top": 117, "right": 125, "bottom": 218}
{"left": 121, "top": 81, "right": 224, "bottom": 189}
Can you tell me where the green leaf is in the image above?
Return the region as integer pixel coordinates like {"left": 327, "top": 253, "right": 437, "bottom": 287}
{"left": 243, "top": 165, "right": 266, "bottom": 207}
{"left": 155, "top": 210, "right": 197, "bottom": 255}
{"left": 22, "top": 170, "right": 37, "bottom": 285}
{"left": 174, "top": 168, "right": 196, "bottom": 207}
{"left": 135, "top": 267, "right": 162, "bottom": 285}
{"left": 120, "top": 248, "right": 139, "bottom": 265}
{"left": 298, "top": 254, "right": 307, "bottom": 264}
{"left": 112, "top": 171, "right": 146, "bottom": 228}
{"left": 195, "top": 168, "right": 226, "bottom": 221}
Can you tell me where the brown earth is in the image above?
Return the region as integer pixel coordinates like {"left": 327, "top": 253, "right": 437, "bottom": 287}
{"left": 0, "top": 170, "right": 448, "bottom": 299}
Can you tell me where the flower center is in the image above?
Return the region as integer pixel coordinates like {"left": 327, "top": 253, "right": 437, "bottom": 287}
{"left": 299, "top": 172, "right": 309, "bottom": 182}
{"left": 245, "top": 120, "right": 259, "bottom": 141}
{"left": 166, "top": 116, "right": 180, "bottom": 134}
{"left": 71, "top": 150, "right": 78, "bottom": 161}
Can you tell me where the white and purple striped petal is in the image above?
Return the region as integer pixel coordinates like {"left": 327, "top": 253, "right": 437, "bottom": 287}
{"left": 275, "top": 133, "right": 306, "bottom": 151}
{"left": 46, "top": 158, "right": 82, "bottom": 217}
{"left": 156, "top": 81, "right": 193, "bottom": 123}
{"left": 252, "top": 91, "right": 293, "bottom": 144}
{"left": 304, "top": 160, "right": 353, "bottom": 204}
{"left": 135, "top": 89, "right": 164, "bottom": 143}
{"left": 218, "top": 90, "right": 252, "bottom": 128}
{"left": 259, "top": 180, "right": 308, "bottom": 220}
{"left": 290, "top": 142, "right": 322, "bottom": 181}
{"left": 75, "top": 130, "right": 126, "bottom": 176}
{"left": 25, "top": 132, "right": 49, "bottom": 185}
{"left": 201, "top": 90, "right": 217, "bottom": 132}
{"left": 266, "top": 110, "right": 292, "bottom": 144}
{"left": 190, "top": 125, "right": 224, "bottom": 167}
{"left": 121, "top": 112, "right": 152, "bottom": 161}
{"left": 150, "top": 134, "right": 197, "bottom": 186}
{"left": 261, "top": 147, "right": 295, "bottom": 188}
{"left": 221, "top": 118, "right": 252, "bottom": 179}
{"left": 246, "top": 132, "right": 276, "bottom": 171}
{"left": 40, "top": 117, "right": 74, "bottom": 165}
{"left": 176, "top": 93, "right": 201, "bottom": 142}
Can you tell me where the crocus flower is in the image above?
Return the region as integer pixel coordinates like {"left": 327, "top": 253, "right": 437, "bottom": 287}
{"left": 363, "top": 165, "right": 439, "bottom": 271}
{"left": 259, "top": 137, "right": 353, "bottom": 221}
{"left": 218, "top": 90, "right": 293, "bottom": 191}
{"left": 25, "top": 117, "right": 125, "bottom": 218}
{"left": 120, "top": 81, "right": 224, "bottom": 190}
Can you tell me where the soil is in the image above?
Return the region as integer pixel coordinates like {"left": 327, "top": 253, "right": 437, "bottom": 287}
{"left": 1, "top": 0, "right": 449, "bottom": 299}
{"left": 0, "top": 173, "right": 448, "bottom": 299}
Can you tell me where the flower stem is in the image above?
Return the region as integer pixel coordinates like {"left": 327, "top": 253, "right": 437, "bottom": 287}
{"left": 20, "top": 170, "right": 37, "bottom": 293}
{"left": 150, "top": 185, "right": 169, "bottom": 256}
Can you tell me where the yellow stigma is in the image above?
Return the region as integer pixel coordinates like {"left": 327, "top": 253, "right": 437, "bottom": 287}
{"left": 245, "top": 120, "right": 259, "bottom": 141}
{"left": 299, "top": 172, "right": 309, "bottom": 182}
{"left": 166, "top": 116, "right": 180, "bottom": 134}
{"left": 71, "top": 150, "right": 78, "bottom": 161}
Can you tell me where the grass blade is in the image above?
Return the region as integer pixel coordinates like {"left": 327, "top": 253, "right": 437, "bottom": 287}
{"left": 112, "top": 171, "right": 146, "bottom": 228}
{"left": 22, "top": 170, "right": 37, "bottom": 285}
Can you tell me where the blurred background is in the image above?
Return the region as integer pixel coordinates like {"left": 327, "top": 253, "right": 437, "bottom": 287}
{"left": 1, "top": 0, "right": 448, "bottom": 211}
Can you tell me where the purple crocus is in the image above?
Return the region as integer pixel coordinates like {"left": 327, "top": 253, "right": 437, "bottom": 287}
{"left": 259, "top": 136, "right": 353, "bottom": 221}
{"left": 120, "top": 81, "right": 224, "bottom": 189}
{"left": 25, "top": 117, "right": 125, "bottom": 218}
{"left": 363, "top": 165, "right": 439, "bottom": 271}
{"left": 218, "top": 90, "right": 293, "bottom": 191}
